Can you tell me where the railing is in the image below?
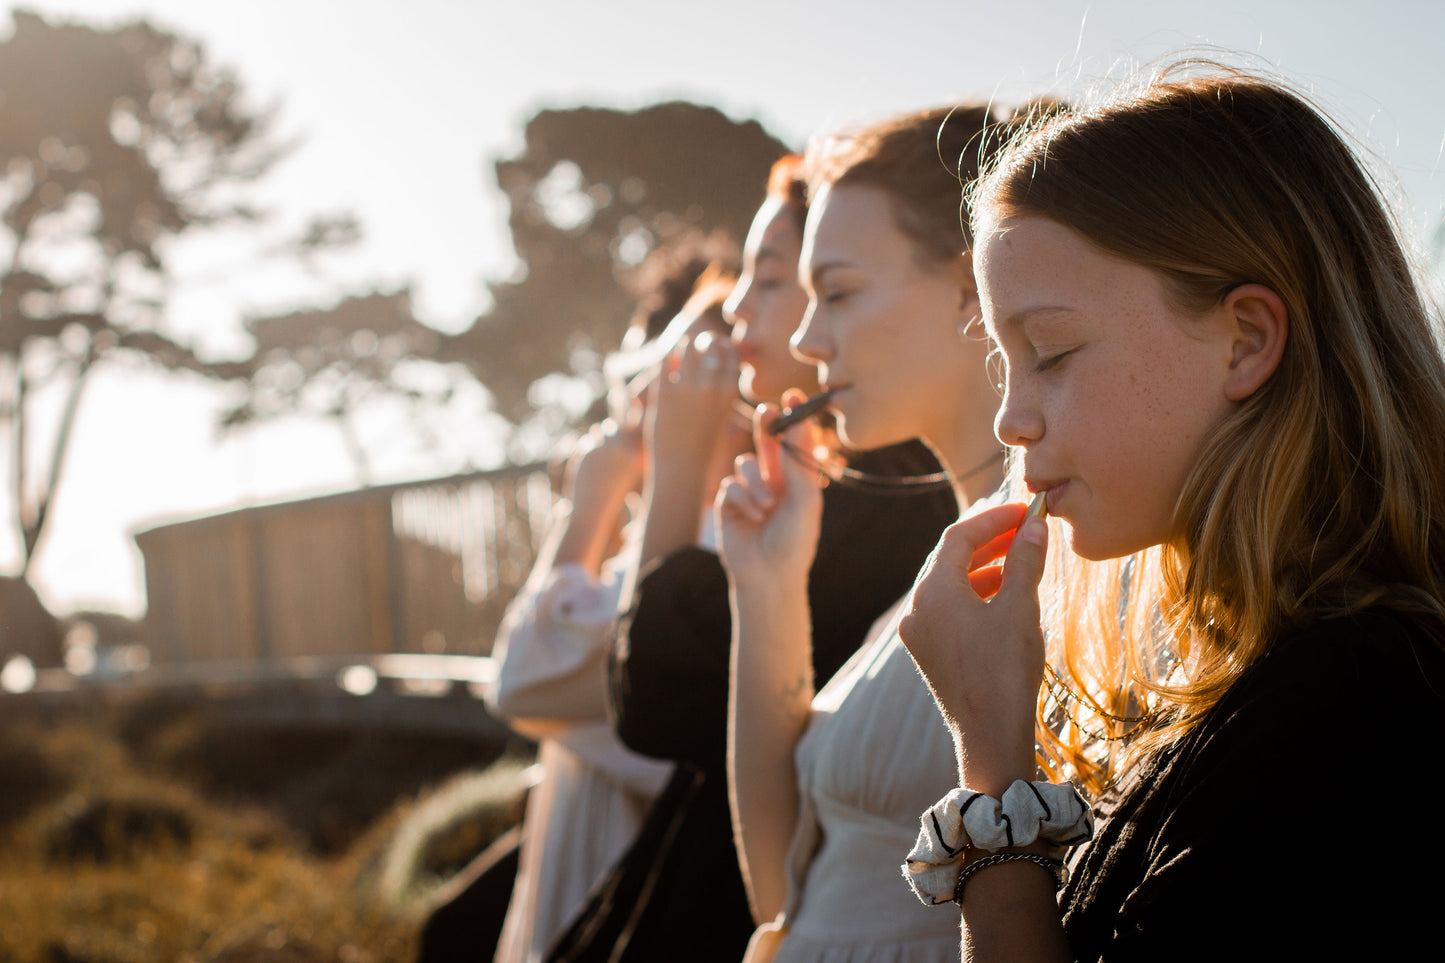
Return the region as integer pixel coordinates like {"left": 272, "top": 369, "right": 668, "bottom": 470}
{"left": 132, "top": 463, "right": 554, "bottom": 665}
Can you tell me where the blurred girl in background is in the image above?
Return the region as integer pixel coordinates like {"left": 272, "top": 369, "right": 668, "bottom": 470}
{"left": 485, "top": 266, "right": 740, "bottom": 963}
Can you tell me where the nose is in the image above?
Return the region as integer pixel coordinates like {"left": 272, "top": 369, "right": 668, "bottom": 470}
{"left": 790, "top": 299, "right": 830, "bottom": 365}
{"left": 724, "top": 276, "right": 753, "bottom": 329}
{"left": 993, "top": 378, "right": 1044, "bottom": 449}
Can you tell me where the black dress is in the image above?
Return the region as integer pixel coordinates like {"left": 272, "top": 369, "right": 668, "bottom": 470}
{"left": 1061, "top": 607, "right": 1445, "bottom": 961}
{"left": 547, "top": 441, "right": 958, "bottom": 962}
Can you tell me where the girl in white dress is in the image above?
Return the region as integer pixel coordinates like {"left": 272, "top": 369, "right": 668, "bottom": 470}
{"left": 717, "top": 104, "right": 1031, "bottom": 962}
{"left": 487, "top": 267, "right": 746, "bottom": 963}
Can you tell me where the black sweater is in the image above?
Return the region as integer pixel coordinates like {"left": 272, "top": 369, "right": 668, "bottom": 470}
{"left": 1062, "top": 607, "right": 1445, "bottom": 961}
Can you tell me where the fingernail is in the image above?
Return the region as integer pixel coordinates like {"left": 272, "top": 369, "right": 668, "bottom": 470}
{"left": 1019, "top": 516, "right": 1048, "bottom": 547}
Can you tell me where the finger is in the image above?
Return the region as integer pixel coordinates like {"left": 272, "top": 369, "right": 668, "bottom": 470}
{"left": 717, "top": 477, "right": 764, "bottom": 524}
{"left": 734, "top": 453, "right": 774, "bottom": 510}
{"left": 930, "top": 503, "right": 1030, "bottom": 575}
{"left": 777, "top": 407, "right": 825, "bottom": 492}
{"left": 753, "top": 404, "right": 784, "bottom": 496}
{"left": 697, "top": 335, "right": 739, "bottom": 387}
{"left": 969, "top": 527, "right": 1017, "bottom": 573}
{"left": 720, "top": 455, "right": 775, "bottom": 523}
{"left": 968, "top": 563, "right": 1005, "bottom": 600}
{"left": 668, "top": 335, "right": 695, "bottom": 383}
{"left": 997, "top": 514, "right": 1049, "bottom": 606}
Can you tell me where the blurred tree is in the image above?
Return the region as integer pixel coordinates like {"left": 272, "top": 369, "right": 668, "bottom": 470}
{"left": 0, "top": 10, "right": 354, "bottom": 581}
{"left": 441, "top": 101, "right": 788, "bottom": 423}
{"left": 219, "top": 289, "right": 465, "bottom": 486}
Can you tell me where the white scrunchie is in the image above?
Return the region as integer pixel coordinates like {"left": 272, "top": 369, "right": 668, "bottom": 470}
{"left": 903, "top": 780, "right": 1094, "bottom": 905}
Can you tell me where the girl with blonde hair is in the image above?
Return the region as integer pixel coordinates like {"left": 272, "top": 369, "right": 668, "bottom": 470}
{"left": 900, "top": 63, "right": 1445, "bottom": 961}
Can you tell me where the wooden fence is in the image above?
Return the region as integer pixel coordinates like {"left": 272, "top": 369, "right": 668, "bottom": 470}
{"left": 133, "top": 464, "right": 554, "bottom": 664}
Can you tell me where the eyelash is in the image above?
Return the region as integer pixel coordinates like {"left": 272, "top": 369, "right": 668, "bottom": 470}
{"left": 1034, "top": 348, "right": 1075, "bottom": 373}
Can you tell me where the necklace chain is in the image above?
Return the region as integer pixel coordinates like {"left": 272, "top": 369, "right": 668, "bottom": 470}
{"left": 777, "top": 440, "right": 1003, "bottom": 496}
{"left": 1042, "top": 663, "right": 1156, "bottom": 743}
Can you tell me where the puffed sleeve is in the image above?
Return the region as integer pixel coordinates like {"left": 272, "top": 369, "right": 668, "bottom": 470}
{"left": 487, "top": 558, "right": 624, "bottom": 724}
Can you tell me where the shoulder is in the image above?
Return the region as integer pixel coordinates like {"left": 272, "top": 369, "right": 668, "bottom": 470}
{"left": 1235, "top": 607, "right": 1445, "bottom": 711}
{"left": 1162, "top": 607, "right": 1445, "bottom": 794}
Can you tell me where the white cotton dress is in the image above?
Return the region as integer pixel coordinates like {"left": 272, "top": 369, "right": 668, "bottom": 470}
{"left": 747, "top": 602, "right": 963, "bottom": 963}
{"left": 486, "top": 546, "right": 673, "bottom": 963}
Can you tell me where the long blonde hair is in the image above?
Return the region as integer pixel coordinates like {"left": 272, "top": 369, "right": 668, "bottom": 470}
{"left": 972, "top": 63, "right": 1445, "bottom": 791}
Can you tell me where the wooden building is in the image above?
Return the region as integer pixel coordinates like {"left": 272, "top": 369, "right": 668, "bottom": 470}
{"left": 133, "top": 465, "right": 553, "bottom": 664}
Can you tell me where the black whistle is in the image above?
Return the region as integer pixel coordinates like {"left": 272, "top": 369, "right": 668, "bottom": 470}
{"left": 768, "top": 388, "right": 840, "bottom": 435}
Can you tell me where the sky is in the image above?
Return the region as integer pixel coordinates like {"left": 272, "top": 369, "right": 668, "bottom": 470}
{"left": 8, "top": 0, "right": 1445, "bottom": 617}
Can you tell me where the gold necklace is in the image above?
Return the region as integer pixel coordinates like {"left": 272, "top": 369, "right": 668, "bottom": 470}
{"left": 1042, "top": 663, "right": 1156, "bottom": 743}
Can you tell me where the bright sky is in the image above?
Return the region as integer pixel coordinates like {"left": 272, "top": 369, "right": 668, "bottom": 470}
{"left": 9, "top": 0, "right": 1445, "bottom": 617}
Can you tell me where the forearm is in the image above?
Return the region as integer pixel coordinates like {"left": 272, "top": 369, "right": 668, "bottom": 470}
{"left": 636, "top": 464, "right": 710, "bottom": 574}
{"left": 727, "top": 573, "right": 814, "bottom": 924}
{"left": 958, "top": 860, "right": 1070, "bottom": 962}
{"left": 553, "top": 486, "right": 629, "bottom": 575}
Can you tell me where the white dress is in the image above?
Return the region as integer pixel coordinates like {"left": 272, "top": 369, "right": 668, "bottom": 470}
{"left": 748, "top": 602, "right": 963, "bottom": 962}
{"left": 486, "top": 546, "right": 673, "bottom": 963}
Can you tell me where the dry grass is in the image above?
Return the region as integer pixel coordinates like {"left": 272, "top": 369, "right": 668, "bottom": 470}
{"left": 0, "top": 701, "right": 531, "bottom": 963}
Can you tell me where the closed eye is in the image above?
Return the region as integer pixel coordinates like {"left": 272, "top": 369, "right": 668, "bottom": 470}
{"left": 1034, "top": 348, "right": 1076, "bottom": 373}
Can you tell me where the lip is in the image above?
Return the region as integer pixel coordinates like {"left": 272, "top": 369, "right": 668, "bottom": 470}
{"left": 1045, "top": 481, "right": 1069, "bottom": 514}
{"left": 1023, "top": 477, "right": 1069, "bottom": 513}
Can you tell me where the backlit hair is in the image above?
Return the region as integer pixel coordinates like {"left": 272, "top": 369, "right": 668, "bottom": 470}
{"left": 972, "top": 63, "right": 1445, "bottom": 790}
{"left": 804, "top": 105, "right": 1009, "bottom": 263}
{"left": 765, "top": 154, "right": 808, "bottom": 235}
{"left": 681, "top": 260, "right": 740, "bottom": 331}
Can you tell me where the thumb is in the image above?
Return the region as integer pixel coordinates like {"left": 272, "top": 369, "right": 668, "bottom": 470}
{"left": 752, "top": 404, "right": 785, "bottom": 497}
{"left": 998, "top": 515, "right": 1048, "bottom": 608}
{"left": 777, "top": 411, "right": 825, "bottom": 494}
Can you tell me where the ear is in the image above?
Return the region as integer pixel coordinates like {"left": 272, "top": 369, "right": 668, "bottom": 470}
{"left": 1220, "top": 283, "right": 1288, "bottom": 402}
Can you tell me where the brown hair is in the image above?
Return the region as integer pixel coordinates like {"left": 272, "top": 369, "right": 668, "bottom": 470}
{"left": 765, "top": 153, "right": 808, "bottom": 235}
{"left": 804, "top": 105, "right": 1010, "bottom": 263}
{"left": 681, "top": 260, "right": 740, "bottom": 331}
{"left": 627, "top": 232, "right": 740, "bottom": 342}
{"left": 974, "top": 64, "right": 1445, "bottom": 788}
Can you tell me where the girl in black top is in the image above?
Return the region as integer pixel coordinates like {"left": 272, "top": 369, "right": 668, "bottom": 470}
{"left": 900, "top": 64, "right": 1445, "bottom": 961}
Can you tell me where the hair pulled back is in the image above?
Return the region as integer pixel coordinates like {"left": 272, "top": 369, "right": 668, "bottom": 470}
{"left": 805, "top": 104, "right": 1018, "bottom": 262}
{"left": 765, "top": 154, "right": 809, "bottom": 235}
